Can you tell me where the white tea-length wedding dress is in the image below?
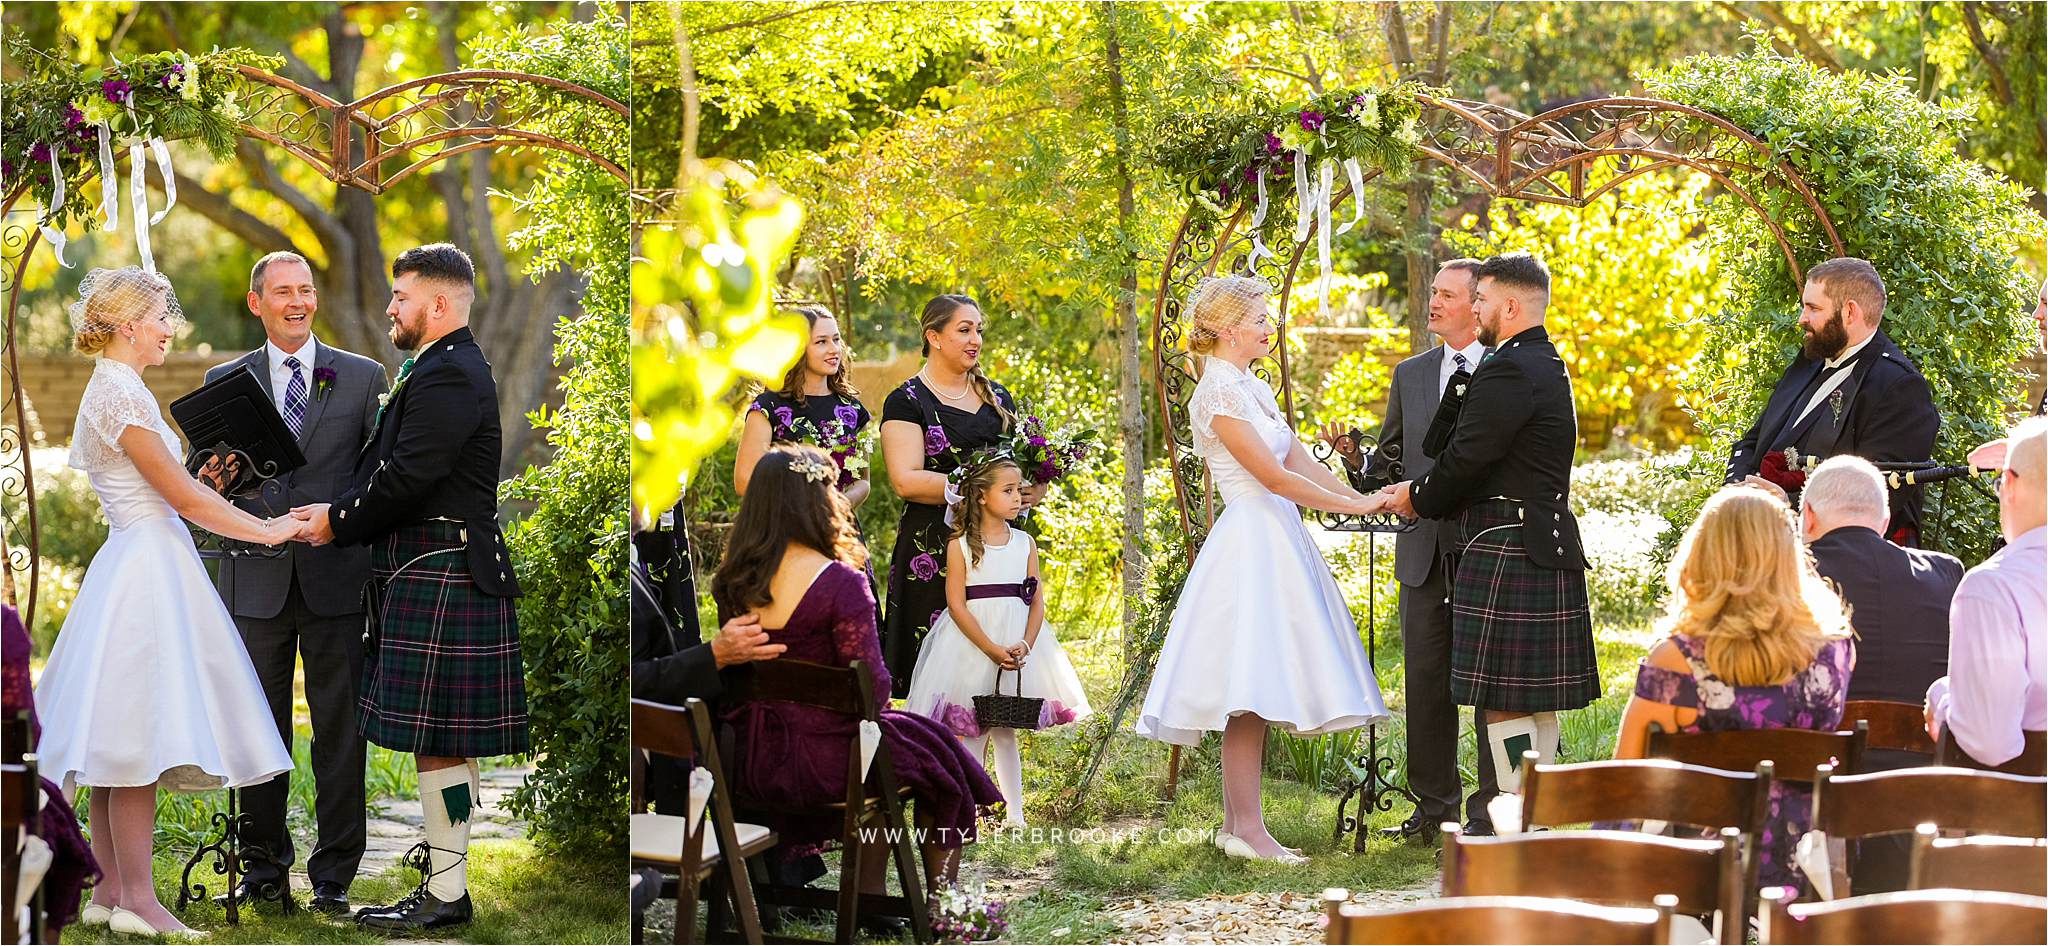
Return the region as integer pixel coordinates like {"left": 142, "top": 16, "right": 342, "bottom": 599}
{"left": 34, "top": 357, "right": 291, "bottom": 794}
{"left": 1136, "top": 356, "right": 1388, "bottom": 745}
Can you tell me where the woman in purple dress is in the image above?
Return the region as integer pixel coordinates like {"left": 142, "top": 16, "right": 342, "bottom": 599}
{"left": 711, "top": 444, "right": 1001, "bottom": 897}
{"left": 1613, "top": 486, "right": 1855, "bottom": 894}
{"left": 3, "top": 605, "right": 101, "bottom": 940}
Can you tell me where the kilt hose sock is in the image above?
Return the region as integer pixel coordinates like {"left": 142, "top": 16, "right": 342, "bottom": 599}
{"left": 1486, "top": 712, "right": 1560, "bottom": 795}
{"left": 419, "top": 763, "right": 475, "bottom": 900}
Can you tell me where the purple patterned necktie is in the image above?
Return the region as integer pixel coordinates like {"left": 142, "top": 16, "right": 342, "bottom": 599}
{"left": 1453, "top": 351, "right": 1469, "bottom": 372}
{"left": 283, "top": 356, "right": 307, "bottom": 438}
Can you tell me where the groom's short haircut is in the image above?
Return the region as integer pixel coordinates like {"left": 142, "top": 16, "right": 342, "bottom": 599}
{"left": 250, "top": 250, "right": 312, "bottom": 296}
{"left": 393, "top": 243, "right": 476, "bottom": 302}
{"left": 1476, "top": 252, "right": 1550, "bottom": 302}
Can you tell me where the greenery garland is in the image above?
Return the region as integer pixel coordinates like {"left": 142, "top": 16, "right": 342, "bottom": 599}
{"left": 1147, "top": 83, "right": 1427, "bottom": 222}
{"left": 0, "top": 30, "right": 277, "bottom": 222}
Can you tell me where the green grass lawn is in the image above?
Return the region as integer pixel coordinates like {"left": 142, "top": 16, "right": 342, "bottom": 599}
{"left": 59, "top": 840, "right": 625, "bottom": 944}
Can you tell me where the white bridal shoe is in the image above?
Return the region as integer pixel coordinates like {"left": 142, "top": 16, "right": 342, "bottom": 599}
{"left": 1215, "top": 829, "right": 1304, "bottom": 858}
{"left": 1219, "top": 833, "right": 1309, "bottom": 866}
{"left": 78, "top": 902, "right": 113, "bottom": 925}
{"left": 109, "top": 907, "right": 207, "bottom": 939}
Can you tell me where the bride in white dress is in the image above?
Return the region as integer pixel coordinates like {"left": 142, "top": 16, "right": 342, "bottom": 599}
{"left": 33, "top": 267, "right": 302, "bottom": 936}
{"left": 1136, "top": 274, "right": 1394, "bottom": 863}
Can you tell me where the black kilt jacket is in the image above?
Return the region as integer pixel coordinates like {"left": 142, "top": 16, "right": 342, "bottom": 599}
{"left": 1409, "top": 324, "right": 1588, "bottom": 571}
{"left": 328, "top": 325, "right": 521, "bottom": 598}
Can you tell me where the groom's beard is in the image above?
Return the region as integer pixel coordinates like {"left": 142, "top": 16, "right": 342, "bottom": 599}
{"left": 390, "top": 312, "right": 426, "bottom": 350}
{"left": 1476, "top": 312, "right": 1500, "bottom": 348}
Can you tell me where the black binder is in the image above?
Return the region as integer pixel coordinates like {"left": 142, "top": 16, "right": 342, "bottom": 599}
{"left": 169, "top": 365, "right": 307, "bottom": 498}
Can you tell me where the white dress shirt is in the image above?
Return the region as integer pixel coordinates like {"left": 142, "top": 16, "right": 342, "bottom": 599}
{"left": 266, "top": 335, "right": 320, "bottom": 418}
{"left": 1927, "top": 526, "right": 2046, "bottom": 765}
{"left": 1792, "top": 331, "right": 1875, "bottom": 426}
{"left": 1437, "top": 339, "right": 1487, "bottom": 396}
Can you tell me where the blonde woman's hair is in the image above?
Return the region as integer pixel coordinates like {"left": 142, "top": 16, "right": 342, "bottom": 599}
{"left": 1658, "top": 486, "right": 1851, "bottom": 686}
{"left": 73, "top": 268, "right": 176, "bottom": 355}
{"left": 1183, "top": 274, "right": 1272, "bottom": 355}
{"left": 948, "top": 458, "right": 1021, "bottom": 569}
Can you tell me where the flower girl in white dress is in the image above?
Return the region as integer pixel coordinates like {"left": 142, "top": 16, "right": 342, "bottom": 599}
{"left": 905, "top": 458, "right": 1092, "bottom": 827}
{"left": 33, "top": 268, "right": 301, "bottom": 936}
{"left": 1136, "top": 274, "right": 1395, "bottom": 863}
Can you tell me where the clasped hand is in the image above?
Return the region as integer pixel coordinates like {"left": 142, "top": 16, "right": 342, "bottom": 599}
{"left": 258, "top": 503, "right": 335, "bottom": 546}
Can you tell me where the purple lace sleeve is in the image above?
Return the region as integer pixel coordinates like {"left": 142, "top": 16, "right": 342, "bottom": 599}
{"left": 826, "top": 563, "right": 892, "bottom": 702}
{"left": 1633, "top": 659, "right": 1698, "bottom": 709}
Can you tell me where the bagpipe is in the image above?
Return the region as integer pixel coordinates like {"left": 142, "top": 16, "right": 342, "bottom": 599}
{"left": 1760, "top": 446, "right": 1995, "bottom": 493}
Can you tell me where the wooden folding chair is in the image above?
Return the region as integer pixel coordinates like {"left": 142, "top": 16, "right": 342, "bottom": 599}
{"left": 1908, "top": 824, "right": 2048, "bottom": 897}
{"left": 1321, "top": 889, "right": 1676, "bottom": 945}
{"left": 1841, "top": 700, "right": 1937, "bottom": 755}
{"left": 1810, "top": 764, "right": 2047, "bottom": 891}
{"left": 1758, "top": 885, "right": 2048, "bottom": 944}
{"left": 1439, "top": 823, "right": 1744, "bottom": 943}
{"left": 1519, "top": 753, "right": 1770, "bottom": 930}
{"left": 630, "top": 698, "right": 776, "bottom": 945}
{"left": 4, "top": 752, "right": 45, "bottom": 945}
{"left": 720, "top": 659, "right": 932, "bottom": 945}
{"left": 1935, "top": 728, "right": 2047, "bottom": 777}
{"left": 1646, "top": 720, "right": 1866, "bottom": 780}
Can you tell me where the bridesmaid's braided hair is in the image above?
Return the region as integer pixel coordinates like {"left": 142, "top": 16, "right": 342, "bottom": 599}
{"left": 919, "top": 294, "right": 1014, "bottom": 432}
{"left": 712, "top": 445, "right": 866, "bottom": 617}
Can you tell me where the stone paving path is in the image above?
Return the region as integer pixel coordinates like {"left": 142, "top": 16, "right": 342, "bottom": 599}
{"left": 1100, "top": 884, "right": 1439, "bottom": 944}
{"left": 284, "top": 763, "right": 532, "bottom": 894}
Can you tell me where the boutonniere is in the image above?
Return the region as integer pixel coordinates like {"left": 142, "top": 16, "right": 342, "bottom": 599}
{"left": 313, "top": 366, "right": 336, "bottom": 402}
{"left": 1828, "top": 387, "right": 1845, "bottom": 426}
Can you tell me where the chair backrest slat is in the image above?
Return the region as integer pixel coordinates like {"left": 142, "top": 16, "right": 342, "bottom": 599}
{"left": 1325, "top": 894, "right": 1674, "bottom": 945}
{"left": 1843, "top": 700, "right": 1937, "bottom": 755}
{"left": 1646, "top": 722, "right": 1866, "bottom": 781}
{"left": 1522, "top": 756, "right": 1770, "bottom": 834}
{"left": 1909, "top": 825, "right": 2048, "bottom": 898}
{"left": 631, "top": 698, "right": 698, "bottom": 760}
{"left": 1759, "top": 885, "right": 2048, "bottom": 944}
{"left": 1441, "top": 826, "right": 1741, "bottom": 927}
{"left": 719, "top": 659, "right": 875, "bottom": 719}
{"left": 1811, "top": 766, "right": 2048, "bottom": 840}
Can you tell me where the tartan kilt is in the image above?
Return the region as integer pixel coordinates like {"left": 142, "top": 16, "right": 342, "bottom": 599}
{"left": 1447, "top": 499, "right": 1599, "bottom": 713}
{"left": 359, "top": 520, "right": 530, "bottom": 757}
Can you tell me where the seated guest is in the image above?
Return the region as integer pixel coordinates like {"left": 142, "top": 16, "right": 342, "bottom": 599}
{"left": 3, "top": 605, "right": 100, "bottom": 941}
{"left": 1614, "top": 486, "right": 1855, "bottom": 896}
{"left": 1800, "top": 455, "right": 1961, "bottom": 891}
{"left": 711, "top": 445, "right": 1001, "bottom": 905}
{"left": 1926, "top": 416, "right": 2046, "bottom": 770}
{"left": 631, "top": 552, "right": 785, "bottom": 705}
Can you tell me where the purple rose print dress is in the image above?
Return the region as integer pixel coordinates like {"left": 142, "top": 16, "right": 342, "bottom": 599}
{"left": 747, "top": 389, "right": 872, "bottom": 491}
{"left": 720, "top": 562, "right": 1001, "bottom": 859}
{"left": 1629, "top": 632, "right": 1854, "bottom": 895}
{"left": 878, "top": 375, "right": 1017, "bottom": 697}
{"left": 903, "top": 528, "right": 1092, "bottom": 737}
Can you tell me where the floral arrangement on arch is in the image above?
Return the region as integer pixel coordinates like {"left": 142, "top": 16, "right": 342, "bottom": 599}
{"left": 0, "top": 32, "right": 280, "bottom": 231}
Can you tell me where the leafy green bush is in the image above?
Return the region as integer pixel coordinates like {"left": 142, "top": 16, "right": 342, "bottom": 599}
{"left": 474, "top": 10, "right": 629, "bottom": 859}
{"left": 1652, "top": 40, "right": 2045, "bottom": 565}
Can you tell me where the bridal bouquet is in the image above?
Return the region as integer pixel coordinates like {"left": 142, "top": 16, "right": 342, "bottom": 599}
{"left": 930, "top": 878, "right": 1008, "bottom": 944}
{"left": 1007, "top": 410, "right": 1100, "bottom": 486}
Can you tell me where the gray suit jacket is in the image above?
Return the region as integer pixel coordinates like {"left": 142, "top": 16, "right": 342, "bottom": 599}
{"left": 1375, "top": 347, "right": 1457, "bottom": 588}
{"left": 203, "top": 340, "right": 389, "bottom": 619}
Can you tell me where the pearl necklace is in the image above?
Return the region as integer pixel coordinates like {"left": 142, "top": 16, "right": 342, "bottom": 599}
{"left": 919, "top": 369, "right": 972, "bottom": 402}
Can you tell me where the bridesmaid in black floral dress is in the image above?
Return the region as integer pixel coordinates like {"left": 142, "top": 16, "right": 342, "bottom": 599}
{"left": 878, "top": 294, "right": 1045, "bottom": 697}
{"left": 734, "top": 304, "right": 872, "bottom": 502}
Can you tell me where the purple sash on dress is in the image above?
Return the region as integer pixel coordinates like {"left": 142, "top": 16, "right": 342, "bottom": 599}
{"left": 964, "top": 577, "right": 1038, "bottom": 606}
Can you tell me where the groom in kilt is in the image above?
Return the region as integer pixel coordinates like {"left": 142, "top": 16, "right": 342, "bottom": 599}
{"left": 1387, "top": 252, "right": 1598, "bottom": 796}
{"left": 299, "top": 243, "right": 528, "bottom": 931}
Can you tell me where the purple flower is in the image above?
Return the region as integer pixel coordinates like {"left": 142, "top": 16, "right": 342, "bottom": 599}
{"left": 1299, "top": 110, "right": 1326, "bottom": 131}
{"left": 28, "top": 142, "right": 49, "bottom": 163}
{"left": 1, "top": 160, "right": 13, "bottom": 178}
{"left": 1218, "top": 180, "right": 1232, "bottom": 200}
{"left": 63, "top": 105, "right": 84, "bottom": 128}
{"left": 1262, "top": 132, "right": 1282, "bottom": 155}
{"left": 102, "top": 79, "right": 132, "bottom": 103}
{"left": 1027, "top": 435, "right": 1048, "bottom": 447}
{"left": 909, "top": 553, "right": 939, "bottom": 582}
{"left": 833, "top": 404, "right": 861, "bottom": 430}
{"left": 923, "top": 425, "right": 950, "bottom": 456}
{"left": 772, "top": 405, "right": 795, "bottom": 428}
{"left": 314, "top": 366, "right": 337, "bottom": 383}
{"left": 1038, "top": 459, "right": 1058, "bottom": 483}
{"left": 929, "top": 608, "right": 946, "bottom": 628}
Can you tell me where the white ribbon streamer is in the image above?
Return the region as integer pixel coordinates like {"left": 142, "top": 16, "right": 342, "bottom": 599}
{"left": 36, "top": 150, "right": 70, "bottom": 267}
{"left": 1335, "top": 158, "right": 1367, "bottom": 236}
{"left": 129, "top": 140, "right": 155, "bottom": 272}
{"left": 1317, "top": 158, "right": 1334, "bottom": 322}
{"left": 96, "top": 123, "right": 118, "bottom": 230}
{"left": 858, "top": 720, "right": 881, "bottom": 779}
{"left": 1246, "top": 169, "right": 1275, "bottom": 269}
{"left": 1291, "top": 148, "right": 1314, "bottom": 243}
{"left": 148, "top": 137, "right": 176, "bottom": 225}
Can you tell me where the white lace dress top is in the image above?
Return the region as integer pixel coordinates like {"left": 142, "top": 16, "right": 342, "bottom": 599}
{"left": 68, "top": 357, "right": 180, "bottom": 529}
{"left": 1188, "top": 356, "right": 1297, "bottom": 505}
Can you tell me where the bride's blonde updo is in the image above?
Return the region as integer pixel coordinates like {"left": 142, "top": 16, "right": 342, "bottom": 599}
{"left": 1183, "top": 274, "right": 1272, "bottom": 355}
{"left": 70, "top": 266, "right": 185, "bottom": 356}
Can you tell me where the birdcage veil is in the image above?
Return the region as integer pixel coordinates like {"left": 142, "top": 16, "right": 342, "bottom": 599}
{"left": 69, "top": 266, "right": 185, "bottom": 341}
{"left": 1182, "top": 274, "right": 1273, "bottom": 349}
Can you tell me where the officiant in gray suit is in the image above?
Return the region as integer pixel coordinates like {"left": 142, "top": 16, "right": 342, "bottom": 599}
{"left": 203, "top": 251, "right": 389, "bottom": 915}
{"left": 1322, "top": 258, "right": 1497, "bottom": 842}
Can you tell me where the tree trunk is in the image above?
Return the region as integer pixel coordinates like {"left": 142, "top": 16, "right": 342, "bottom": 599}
{"left": 1100, "top": 1, "right": 1147, "bottom": 664}
{"left": 1384, "top": 4, "right": 1437, "bottom": 356}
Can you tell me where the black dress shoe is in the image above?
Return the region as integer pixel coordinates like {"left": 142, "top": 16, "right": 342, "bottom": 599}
{"left": 1378, "top": 813, "right": 1445, "bottom": 844}
{"left": 212, "top": 876, "right": 290, "bottom": 908}
{"left": 309, "top": 883, "right": 350, "bottom": 916}
{"left": 1463, "top": 819, "right": 1497, "bottom": 837}
{"left": 356, "top": 892, "right": 473, "bottom": 932}
{"left": 857, "top": 913, "right": 908, "bottom": 937}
